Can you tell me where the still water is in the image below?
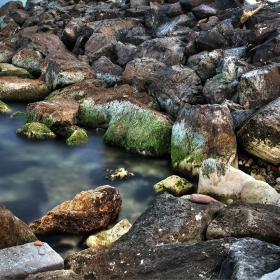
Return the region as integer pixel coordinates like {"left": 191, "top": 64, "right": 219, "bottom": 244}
{"left": 0, "top": 102, "right": 178, "bottom": 257}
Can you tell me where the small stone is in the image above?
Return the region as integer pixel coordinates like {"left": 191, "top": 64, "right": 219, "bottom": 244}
{"left": 38, "top": 248, "right": 45, "bottom": 255}
{"left": 34, "top": 240, "right": 43, "bottom": 246}
{"left": 190, "top": 194, "right": 212, "bottom": 204}
{"left": 247, "top": 158, "right": 254, "bottom": 165}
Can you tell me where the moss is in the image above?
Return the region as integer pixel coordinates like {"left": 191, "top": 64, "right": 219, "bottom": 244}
{"left": 201, "top": 158, "right": 226, "bottom": 179}
{"left": 66, "top": 129, "right": 89, "bottom": 146}
{"left": 0, "top": 100, "right": 12, "bottom": 114}
{"left": 10, "top": 111, "right": 26, "bottom": 118}
{"left": 26, "top": 112, "right": 56, "bottom": 128}
{"left": 17, "top": 122, "right": 56, "bottom": 140}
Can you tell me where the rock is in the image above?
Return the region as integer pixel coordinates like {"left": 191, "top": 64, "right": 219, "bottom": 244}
{"left": 0, "top": 204, "right": 37, "bottom": 250}
{"left": 0, "top": 76, "right": 49, "bottom": 102}
{"left": 192, "top": 4, "right": 217, "bottom": 20}
{"left": 180, "top": 0, "right": 214, "bottom": 12}
{"left": 0, "top": 45, "right": 15, "bottom": 63}
{"left": 102, "top": 99, "right": 173, "bottom": 157}
{"left": 25, "top": 270, "right": 80, "bottom": 280}
{"left": 219, "top": 238, "right": 280, "bottom": 279}
{"left": 0, "top": 100, "right": 12, "bottom": 114}
{"left": 12, "top": 48, "right": 44, "bottom": 77}
{"left": 147, "top": 65, "right": 204, "bottom": 118}
{"left": 83, "top": 238, "right": 237, "bottom": 280}
{"left": 171, "top": 104, "right": 237, "bottom": 179}
{"left": 237, "top": 97, "right": 280, "bottom": 165}
{"left": 153, "top": 175, "right": 194, "bottom": 196}
{"left": 0, "top": 242, "right": 63, "bottom": 279}
{"left": 86, "top": 219, "right": 132, "bottom": 250}
{"left": 198, "top": 158, "right": 255, "bottom": 203}
{"left": 240, "top": 180, "right": 280, "bottom": 205}
{"left": 261, "top": 268, "right": 280, "bottom": 280}
{"left": 190, "top": 194, "right": 212, "bottom": 204}
{"left": 29, "top": 186, "right": 122, "bottom": 234}
{"left": 92, "top": 56, "right": 123, "bottom": 87}
{"left": 112, "top": 194, "right": 224, "bottom": 249}
{"left": 115, "top": 41, "right": 138, "bottom": 67}
{"left": 0, "top": 62, "right": 34, "bottom": 79}
{"left": 238, "top": 64, "right": 280, "bottom": 106}
{"left": 118, "top": 57, "right": 167, "bottom": 92}
{"left": 17, "top": 122, "right": 57, "bottom": 140}
{"left": 26, "top": 99, "right": 79, "bottom": 129}
{"left": 206, "top": 202, "right": 280, "bottom": 245}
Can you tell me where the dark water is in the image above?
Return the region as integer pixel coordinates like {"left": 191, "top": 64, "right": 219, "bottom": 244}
{"left": 0, "top": 102, "right": 178, "bottom": 257}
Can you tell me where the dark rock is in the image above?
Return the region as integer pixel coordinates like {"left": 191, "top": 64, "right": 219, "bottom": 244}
{"left": 0, "top": 1, "right": 23, "bottom": 17}
{"left": 115, "top": 41, "right": 138, "bottom": 67}
{"left": 180, "top": 0, "right": 214, "bottom": 12}
{"left": 219, "top": 238, "right": 280, "bottom": 279}
{"left": 9, "top": 9, "right": 30, "bottom": 26}
{"left": 206, "top": 202, "right": 280, "bottom": 246}
{"left": 192, "top": 4, "right": 217, "bottom": 20}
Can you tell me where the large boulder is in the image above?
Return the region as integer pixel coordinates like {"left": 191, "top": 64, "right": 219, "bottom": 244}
{"left": 29, "top": 186, "right": 122, "bottom": 234}
{"left": 171, "top": 104, "right": 237, "bottom": 178}
{"left": 206, "top": 202, "right": 280, "bottom": 246}
{"left": 0, "top": 204, "right": 37, "bottom": 249}
{"left": 237, "top": 97, "right": 280, "bottom": 165}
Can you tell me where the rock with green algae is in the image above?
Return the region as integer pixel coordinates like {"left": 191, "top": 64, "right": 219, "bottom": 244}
{"left": 0, "top": 63, "right": 34, "bottom": 79}
{"left": 66, "top": 128, "right": 89, "bottom": 146}
{"left": 10, "top": 111, "right": 25, "bottom": 118}
{"left": 16, "top": 122, "right": 56, "bottom": 140}
{"left": 154, "top": 175, "right": 193, "bottom": 196}
{"left": 0, "top": 100, "right": 12, "bottom": 114}
{"left": 86, "top": 219, "right": 131, "bottom": 250}
{"left": 103, "top": 99, "right": 173, "bottom": 157}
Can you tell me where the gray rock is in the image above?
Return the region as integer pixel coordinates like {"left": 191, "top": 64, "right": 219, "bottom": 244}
{"left": 261, "top": 268, "right": 280, "bottom": 280}
{"left": 25, "top": 270, "right": 80, "bottom": 280}
{"left": 0, "top": 45, "right": 15, "bottom": 63}
{"left": 219, "top": 238, "right": 280, "bottom": 280}
{"left": 115, "top": 41, "right": 138, "bottom": 67}
{"left": 0, "top": 242, "right": 64, "bottom": 280}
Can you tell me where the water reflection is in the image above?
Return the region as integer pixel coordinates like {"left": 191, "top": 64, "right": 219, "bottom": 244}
{"left": 0, "top": 102, "right": 178, "bottom": 257}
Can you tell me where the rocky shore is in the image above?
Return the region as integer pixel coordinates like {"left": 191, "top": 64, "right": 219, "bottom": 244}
{"left": 0, "top": 0, "right": 280, "bottom": 278}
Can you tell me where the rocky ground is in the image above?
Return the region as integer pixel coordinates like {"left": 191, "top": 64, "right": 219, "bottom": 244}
{"left": 0, "top": 0, "right": 280, "bottom": 278}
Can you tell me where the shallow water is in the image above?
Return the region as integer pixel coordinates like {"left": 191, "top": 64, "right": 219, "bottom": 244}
{"left": 0, "top": 102, "right": 180, "bottom": 257}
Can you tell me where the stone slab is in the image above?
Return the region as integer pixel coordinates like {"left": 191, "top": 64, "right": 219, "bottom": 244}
{"left": 0, "top": 242, "right": 64, "bottom": 279}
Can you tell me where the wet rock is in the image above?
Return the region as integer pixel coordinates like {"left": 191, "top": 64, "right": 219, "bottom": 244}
{"left": 65, "top": 127, "right": 89, "bottom": 146}
{"left": 0, "top": 45, "right": 15, "bottom": 63}
{"left": 237, "top": 97, "right": 280, "bottom": 165}
{"left": 0, "top": 204, "right": 37, "bottom": 249}
{"left": 198, "top": 158, "right": 254, "bottom": 203}
{"left": 83, "top": 238, "right": 237, "bottom": 280}
{"left": 0, "top": 76, "right": 49, "bottom": 102}
{"left": 86, "top": 219, "right": 132, "bottom": 250}
{"left": 148, "top": 65, "right": 204, "bottom": 118}
{"left": 112, "top": 194, "right": 225, "bottom": 249}
{"left": 29, "top": 186, "right": 122, "bottom": 234}
{"left": 206, "top": 202, "right": 280, "bottom": 246}
{"left": 26, "top": 99, "right": 79, "bottom": 129}
{"left": 154, "top": 175, "right": 194, "bottom": 196}
{"left": 92, "top": 56, "right": 123, "bottom": 87}
{"left": 0, "top": 100, "right": 12, "bottom": 114}
{"left": 25, "top": 270, "right": 80, "bottom": 280}
{"left": 0, "top": 63, "right": 34, "bottom": 79}
{"left": 219, "top": 238, "right": 280, "bottom": 279}
{"left": 17, "top": 122, "right": 57, "bottom": 140}
{"left": 238, "top": 64, "right": 280, "bottom": 106}
{"left": 118, "top": 58, "right": 167, "bottom": 92}
{"left": 171, "top": 104, "right": 237, "bottom": 179}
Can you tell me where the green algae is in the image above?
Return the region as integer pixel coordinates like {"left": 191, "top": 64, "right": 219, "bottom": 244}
{"left": 0, "top": 100, "right": 12, "bottom": 114}
{"left": 16, "top": 122, "right": 56, "bottom": 140}
{"left": 66, "top": 129, "right": 89, "bottom": 146}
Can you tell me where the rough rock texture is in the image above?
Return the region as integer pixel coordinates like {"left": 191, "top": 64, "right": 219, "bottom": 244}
{"left": 83, "top": 238, "right": 237, "bottom": 280}
{"left": 29, "top": 186, "right": 122, "bottom": 234}
{"left": 237, "top": 97, "right": 280, "bottom": 165}
{"left": 25, "top": 270, "right": 80, "bottom": 280}
{"left": 0, "top": 62, "right": 34, "bottom": 79}
{"left": 17, "top": 122, "right": 57, "bottom": 140}
{"left": 0, "top": 44, "right": 15, "bottom": 63}
{"left": 198, "top": 158, "right": 255, "bottom": 203}
{"left": 0, "top": 204, "right": 37, "bottom": 249}
{"left": 219, "top": 238, "right": 280, "bottom": 280}
{"left": 0, "top": 76, "right": 49, "bottom": 102}
{"left": 112, "top": 194, "right": 225, "bottom": 250}
{"left": 171, "top": 104, "right": 237, "bottom": 178}
{"left": 206, "top": 202, "right": 280, "bottom": 246}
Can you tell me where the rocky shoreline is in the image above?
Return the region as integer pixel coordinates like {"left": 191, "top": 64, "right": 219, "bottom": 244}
{"left": 0, "top": 0, "right": 280, "bottom": 278}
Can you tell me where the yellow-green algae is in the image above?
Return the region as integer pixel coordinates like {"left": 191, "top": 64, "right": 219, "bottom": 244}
{"left": 16, "top": 122, "right": 56, "bottom": 140}
{"left": 0, "top": 100, "right": 12, "bottom": 114}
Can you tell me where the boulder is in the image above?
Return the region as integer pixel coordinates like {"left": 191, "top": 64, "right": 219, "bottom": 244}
{"left": 25, "top": 270, "right": 80, "bottom": 280}
{"left": 198, "top": 158, "right": 255, "bottom": 203}
{"left": 112, "top": 194, "right": 225, "bottom": 249}
{"left": 115, "top": 41, "right": 138, "bottom": 67}
{"left": 153, "top": 175, "right": 194, "bottom": 196}
{"left": 0, "top": 16, "right": 20, "bottom": 41}
{"left": 0, "top": 76, "right": 49, "bottom": 102}
{"left": 0, "top": 44, "right": 15, "bottom": 63}
{"left": 147, "top": 65, "right": 204, "bottom": 118}
{"left": 206, "top": 202, "right": 280, "bottom": 246}
{"left": 17, "top": 122, "right": 57, "bottom": 140}
{"left": 171, "top": 104, "right": 237, "bottom": 179}
{"left": 237, "top": 97, "right": 280, "bottom": 165}
{"left": 0, "top": 100, "right": 12, "bottom": 114}
{"left": 0, "top": 242, "right": 64, "bottom": 279}
{"left": 0, "top": 204, "right": 37, "bottom": 250}
{"left": 0, "top": 62, "right": 34, "bottom": 79}
{"left": 29, "top": 186, "right": 122, "bottom": 234}
{"left": 219, "top": 238, "right": 280, "bottom": 279}
{"left": 86, "top": 219, "right": 132, "bottom": 250}
{"left": 26, "top": 99, "right": 79, "bottom": 129}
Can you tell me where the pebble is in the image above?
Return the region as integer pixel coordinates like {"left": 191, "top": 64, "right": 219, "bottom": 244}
{"left": 38, "top": 248, "right": 45, "bottom": 255}
{"left": 34, "top": 240, "right": 43, "bottom": 246}
{"left": 190, "top": 194, "right": 212, "bottom": 204}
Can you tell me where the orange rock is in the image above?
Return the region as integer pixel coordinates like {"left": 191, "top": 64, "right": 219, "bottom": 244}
{"left": 34, "top": 240, "right": 43, "bottom": 246}
{"left": 247, "top": 158, "right": 253, "bottom": 165}
{"left": 190, "top": 194, "right": 212, "bottom": 204}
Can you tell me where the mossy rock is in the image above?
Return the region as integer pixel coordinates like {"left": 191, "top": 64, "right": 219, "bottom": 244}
{"left": 0, "top": 100, "right": 12, "bottom": 114}
{"left": 10, "top": 111, "right": 26, "bottom": 118}
{"left": 66, "top": 128, "right": 89, "bottom": 146}
{"left": 16, "top": 122, "right": 56, "bottom": 140}
{"left": 0, "top": 63, "right": 34, "bottom": 79}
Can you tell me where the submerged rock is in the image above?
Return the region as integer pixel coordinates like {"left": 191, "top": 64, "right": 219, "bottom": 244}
{"left": 0, "top": 100, "right": 12, "bottom": 114}
{"left": 16, "top": 122, "right": 56, "bottom": 140}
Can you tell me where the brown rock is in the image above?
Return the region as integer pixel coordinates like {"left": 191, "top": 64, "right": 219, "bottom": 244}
{"left": 0, "top": 204, "right": 37, "bottom": 249}
{"left": 29, "top": 186, "right": 122, "bottom": 234}
{"left": 190, "top": 194, "right": 212, "bottom": 204}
